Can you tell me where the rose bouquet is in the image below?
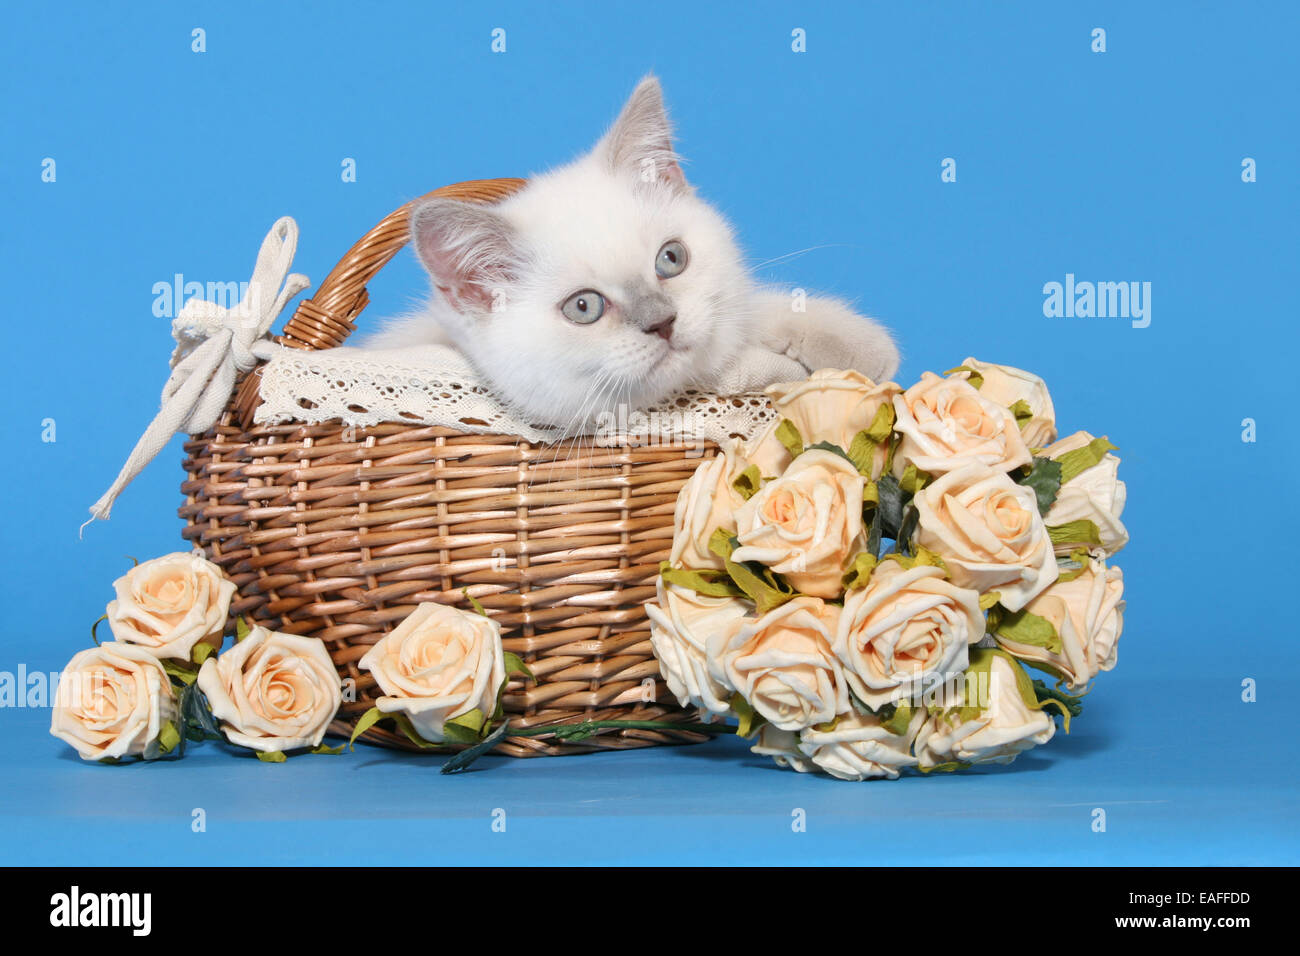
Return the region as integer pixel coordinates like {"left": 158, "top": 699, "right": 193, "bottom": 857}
{"left": 649, "top": 360, "right": 1128, "bottom": 781}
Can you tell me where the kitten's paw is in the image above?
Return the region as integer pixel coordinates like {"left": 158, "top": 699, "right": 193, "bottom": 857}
{"left": 756, "top": 292, "right": 901, "bottom": 382}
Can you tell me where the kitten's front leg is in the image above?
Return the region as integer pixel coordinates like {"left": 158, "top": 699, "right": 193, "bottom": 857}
{"left": 750, "top": 289, "right": 901, "bottom": 383}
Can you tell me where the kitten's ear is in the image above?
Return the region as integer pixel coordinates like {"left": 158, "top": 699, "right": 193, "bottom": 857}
{"left": 601, "top": 74, "right": 686, "bottom": 190}
{"left": 410, "top": 198, "right": 520, "bottom": 313}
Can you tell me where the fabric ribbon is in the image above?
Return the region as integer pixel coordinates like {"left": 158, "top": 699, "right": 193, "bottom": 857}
{"left": 83, "top": 217, "right": 310, "bottom": 533}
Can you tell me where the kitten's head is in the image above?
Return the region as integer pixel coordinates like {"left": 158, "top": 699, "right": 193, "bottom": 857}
{"left": 410, "top": 75, "right": 750, "bottom": 426}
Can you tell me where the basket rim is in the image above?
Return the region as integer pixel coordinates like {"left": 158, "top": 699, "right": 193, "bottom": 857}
{"left": 234, "top": 178, "right": 528, "bottom": 427}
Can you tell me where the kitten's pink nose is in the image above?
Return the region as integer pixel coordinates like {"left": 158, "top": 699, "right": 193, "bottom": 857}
{"left": 646, "top": 315, "right": 676, "bottom": 341}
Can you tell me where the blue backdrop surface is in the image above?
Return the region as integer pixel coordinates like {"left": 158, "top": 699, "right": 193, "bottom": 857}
{"left": 1, "top": 1, "right": 1296, "bottom": 865}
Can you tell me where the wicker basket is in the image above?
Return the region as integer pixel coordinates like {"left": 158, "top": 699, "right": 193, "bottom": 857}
{"left": 179, "top": 179, "right": 749, "bottom": 756}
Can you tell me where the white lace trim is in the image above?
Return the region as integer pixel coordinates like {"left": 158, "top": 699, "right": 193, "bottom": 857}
{"left": 253, "top": 344, "right": 778, "bottom": 444}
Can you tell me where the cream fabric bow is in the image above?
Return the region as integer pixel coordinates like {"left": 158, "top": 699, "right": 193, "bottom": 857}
{"left": 83, "top": 217, "right": 309, "bottom": 533}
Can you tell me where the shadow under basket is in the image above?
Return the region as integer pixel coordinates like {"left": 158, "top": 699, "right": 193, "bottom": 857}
{"left": 178, "top": 178, "right": 738, "bottom": 756}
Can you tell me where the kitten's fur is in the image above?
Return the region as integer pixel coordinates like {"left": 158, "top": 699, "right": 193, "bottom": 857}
{"left": 367, "top": 76, "right": 899, "bottom": 426}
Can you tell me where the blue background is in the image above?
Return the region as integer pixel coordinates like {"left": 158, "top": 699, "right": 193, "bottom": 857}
{"left": 2, "top": 1, "right": 1296, "bottom": 865}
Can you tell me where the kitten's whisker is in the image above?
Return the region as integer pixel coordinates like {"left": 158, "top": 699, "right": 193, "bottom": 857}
{"left": 748, "top": 243, "right": 851, "bottom": 270}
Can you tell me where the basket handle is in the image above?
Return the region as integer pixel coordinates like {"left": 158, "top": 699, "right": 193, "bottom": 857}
{"left": 279, "top": 178, "right": 527, "bottom": 351}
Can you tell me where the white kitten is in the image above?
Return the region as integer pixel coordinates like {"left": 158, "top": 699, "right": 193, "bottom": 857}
{"left": 366, "top": 75, "right": 900, "bottom": 427}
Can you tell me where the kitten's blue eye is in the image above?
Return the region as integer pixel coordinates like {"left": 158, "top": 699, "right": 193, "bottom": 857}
{"left": 655, "top": 240, "right": 689, "bottom": 278}
{"left": 561, "top": 290, "right": 606, "bottom": 324}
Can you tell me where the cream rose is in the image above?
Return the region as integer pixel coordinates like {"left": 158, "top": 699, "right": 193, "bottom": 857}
{"left": 954, "top": 357, "right": 1057, "bottom": 449}
{"left": 796, "top": 708, "right": 925, "bottom": 781}
{"left": 197, "top": 626, "right": 341, "bottom": 753}
{"left": 669, "top": 441, "right": 749, "bottom": 571}
{"left": 106, "top": 552, "right": 236, "bottom": 661}
{"left": 915, "top": 654, "right": 1055, "bottom": 767}
{"left": 751, "top": 725, "right": 818, "bottom": 774}
{"left": 892, "top": 371, "right": 1032, "bottom": 476}
{"left": 835, "top": 562, "right": 985, "bottom": 708}
{"left": 913, "top": 464, "right": 1058, "bottom": 611}
{"left": 1001, "top": 558, "right": 1125, "bottom": 690}
{"left": 51, "top": 642, "right": 178, "bottom": 761}
{"left": 646, "top": 579, "right": 746, "bottom": 715}
{"left": 766, "top": 369, "right": 900, "bottom": 476}
{"left": 359, "top": 603, "right": 506, "bottom": 744}
{"left": 1043, "top": 431, "right": 1129, "bottom": 557}
{"left": 710, "top": 597, "right": 846, "bottom": 731}
{"left": 730, "top": 449, "right": 866, "bottom": 598}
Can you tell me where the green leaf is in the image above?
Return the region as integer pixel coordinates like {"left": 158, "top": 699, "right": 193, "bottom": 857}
{"left": 441, "top": 719, "right": 512, "bottom": 774}
{"left": 705, "top": 529, "right": 797, "bottom": 613}
{"left": 731, "top": 464, "right": 762, "bottom": 500}
{"left": 659, "top": 562, "right": 745, "bottom": 600}
{"left": 730, "top": 693, "right": 766, "bottom": 739}
{"left": 875, "top": 474, "right": 907, "bottom": 539}
{"left": 992, "top": 608, "right": 1063, "bottom": 654}
{"left": 894, "top": 504, "right": 921, "bottom": 556}
{"left": 708, "top": 527, "right": 737, "bottom": 561}
{"left": 256, "top": 750, "right": 287, "bottom": 763}
{"left": 181, "top": 684, "right": 222, "bottom": 741}
{"left": 775, "top": 419, "right": 803, "bottom": 460}
{"left": 1017, "top": 456, "right": 1062, "bottom": 516}
{"left": 804, "top": 440, "right": 856, "bottom": 466}
{"left": 842, "top": 551, "right": 879, "bottom": 590}
{"left": 898, "top": 463, "right": 930, "bottom": 496}
{"left": 235, "top": 616, "right": 252, "bottom": 642}
{"left": 311, "top": 743, "right": 346, "bottom": 755}
{"left": 441, "top": 721, "right": 484, "bottom": 746}
{"left": 866, "top": 500, "right": 883, "bottom": 558}
{"left": 461, "top": 587, "right": 488, "bottom": 618}
{"left": 882, "top": 547, "right": 947, "bottom": 574}
{"left": 348, "top": 705, "right": 389, "bottom": 751}
{"left": 162, "top": 659, "right": 199, "bottom": 686}
{"left": 157, "top": 720, "right": 181, "bottom": 755}
{"left": 881, "top": 700, "right": 914, "bottom": 736}
{"left": 446, "top": 708, "right": 486, "bottom": 737}
{"left": 502, "top": 651, "right": 534, "bottom": 681}
{"left": 725, "top": 555, "right": 797, "bottom": 616}
{"left": 862, "top": 480, "right": 879, "bottom": 507}
{"left": 90, "top": 614, "right": 107, "bottom": 646}
{"left": 866, "top": 402, "right": 895, "bottom": 443}
{"left": 846, "top": 432, "right": 876, "bottom": 479}
{"left": 1008, "top": 399, "right": 1034, "bottom": 425}
{"left": 1047, "top": 519, "right": 1102, "bottom": 548}
{"left": 190, "top": 642, "right": 217, "bottom": 665}
{"left": 1032, "top": 680, "right": 1085, "bottom": 721}
{"left": 1055, "top": 437, "right": 1117, "bottom": 484}
{"left": 943, "top": 365, "right": 984, "bottom": 389}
